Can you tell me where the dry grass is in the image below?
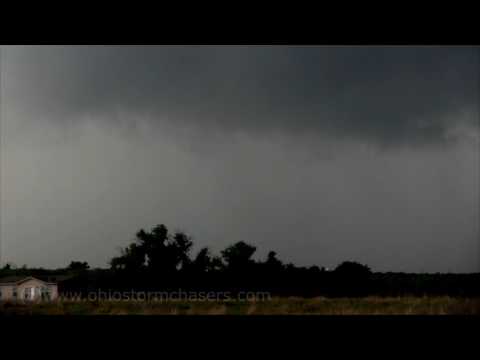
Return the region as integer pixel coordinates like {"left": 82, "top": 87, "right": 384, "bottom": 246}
{"left": 1, "top": 296, "right": 480, "bottom": 315}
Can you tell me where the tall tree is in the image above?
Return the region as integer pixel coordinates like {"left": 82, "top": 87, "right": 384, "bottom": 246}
{"left": 110, "top": 224, "right": 194, "bottom": 275}
{"left": 67, "top": 261, "right": 90, "bottom": 273}
{"left": 221, "top": 241, "right": 257, "bottom": 271}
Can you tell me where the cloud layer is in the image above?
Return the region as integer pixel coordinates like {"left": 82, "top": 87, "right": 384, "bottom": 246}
{"left": 5, "top": 46, "right": 479, "bottom": 146}
{"left": 1, "top": 46, "right": 479, "bottom": 272}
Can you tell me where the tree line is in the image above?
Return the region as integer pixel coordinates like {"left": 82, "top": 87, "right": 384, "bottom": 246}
{"left": 1, "top": 223, "right": 479, "bottom": 298}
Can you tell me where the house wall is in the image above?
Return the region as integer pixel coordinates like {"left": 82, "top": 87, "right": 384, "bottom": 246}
{"left": 0, "top": 279, "right": 58, "bottom": 302}
{"left": 0, "top": 285, "right": 15, "bottom": 300}
{"left": 50, "top": 284, "right": 59, "bottom": 300}
{"left": 17, "top": 279, "right": 58, "bottom": 301}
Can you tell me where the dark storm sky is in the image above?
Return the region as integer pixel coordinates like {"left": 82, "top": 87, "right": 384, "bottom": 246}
{"left": 1, "top": 46, "right": 479, "bottom": 272}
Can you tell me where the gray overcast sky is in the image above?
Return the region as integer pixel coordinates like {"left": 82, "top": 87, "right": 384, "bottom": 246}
{"left": 1, "top": 45, "right": 479, "bottom": 272}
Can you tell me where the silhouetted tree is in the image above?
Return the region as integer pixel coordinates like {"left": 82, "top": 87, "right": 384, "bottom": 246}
{"left": 98, "top": 223, "right": 480, "bottom": 298}
{"left": 170, "top": 231, "right": 193, "bottom": 271}
{"left": 189, "top": 247, "right": 222, "bottom": 273}
{"left": 110, "top": 224, "right": 194, "bottom": 279}
{"left": 139, "top": 225, "right": 169, "bottom": 272}
{"left": 333, "top": 261, "right": 372, "bottom": 297}
{"left": 110, "top": 242, "right": 147, "bottom": 272}
{"left": 3, "top": 263, "right": 12, "bottom": 271}
{"left": 221, "top": 241, "right": 257, "bottom": 272}
{"left": 67, "top": 261, "right": 90, "bottom": 272}
{"left": 264, "top": 251, "right": 284, "bottom": 272}
{"left": 334, "top": 261, "right": 371, "bottom": 278}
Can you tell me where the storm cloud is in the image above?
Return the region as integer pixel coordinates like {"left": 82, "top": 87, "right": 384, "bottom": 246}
{"left": 1, "top": 46, "right": 479, "bottom": 272}
{"left": 5, "top": 45, "right": 479, "bottom": 145}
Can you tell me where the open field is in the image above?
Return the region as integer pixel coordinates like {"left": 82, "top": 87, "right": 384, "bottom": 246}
{"left": 1, "top": 297, "right": 480, "bottom": 315}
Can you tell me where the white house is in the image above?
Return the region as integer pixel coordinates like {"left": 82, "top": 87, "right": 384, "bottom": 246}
{"left": 0, "top": 276, "right": 58, "bottom": 302}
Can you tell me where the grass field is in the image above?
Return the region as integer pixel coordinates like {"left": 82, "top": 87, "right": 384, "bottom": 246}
{"left": 1, "top": 297, "right": 480, "bottom": 315}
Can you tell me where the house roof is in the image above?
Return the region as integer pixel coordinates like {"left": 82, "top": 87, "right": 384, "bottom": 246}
{"left": 0, "top": 276, "right": 57, "bottom": 285}
{"left": 43, "top": 274, "right": 75, "bottom": 283}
